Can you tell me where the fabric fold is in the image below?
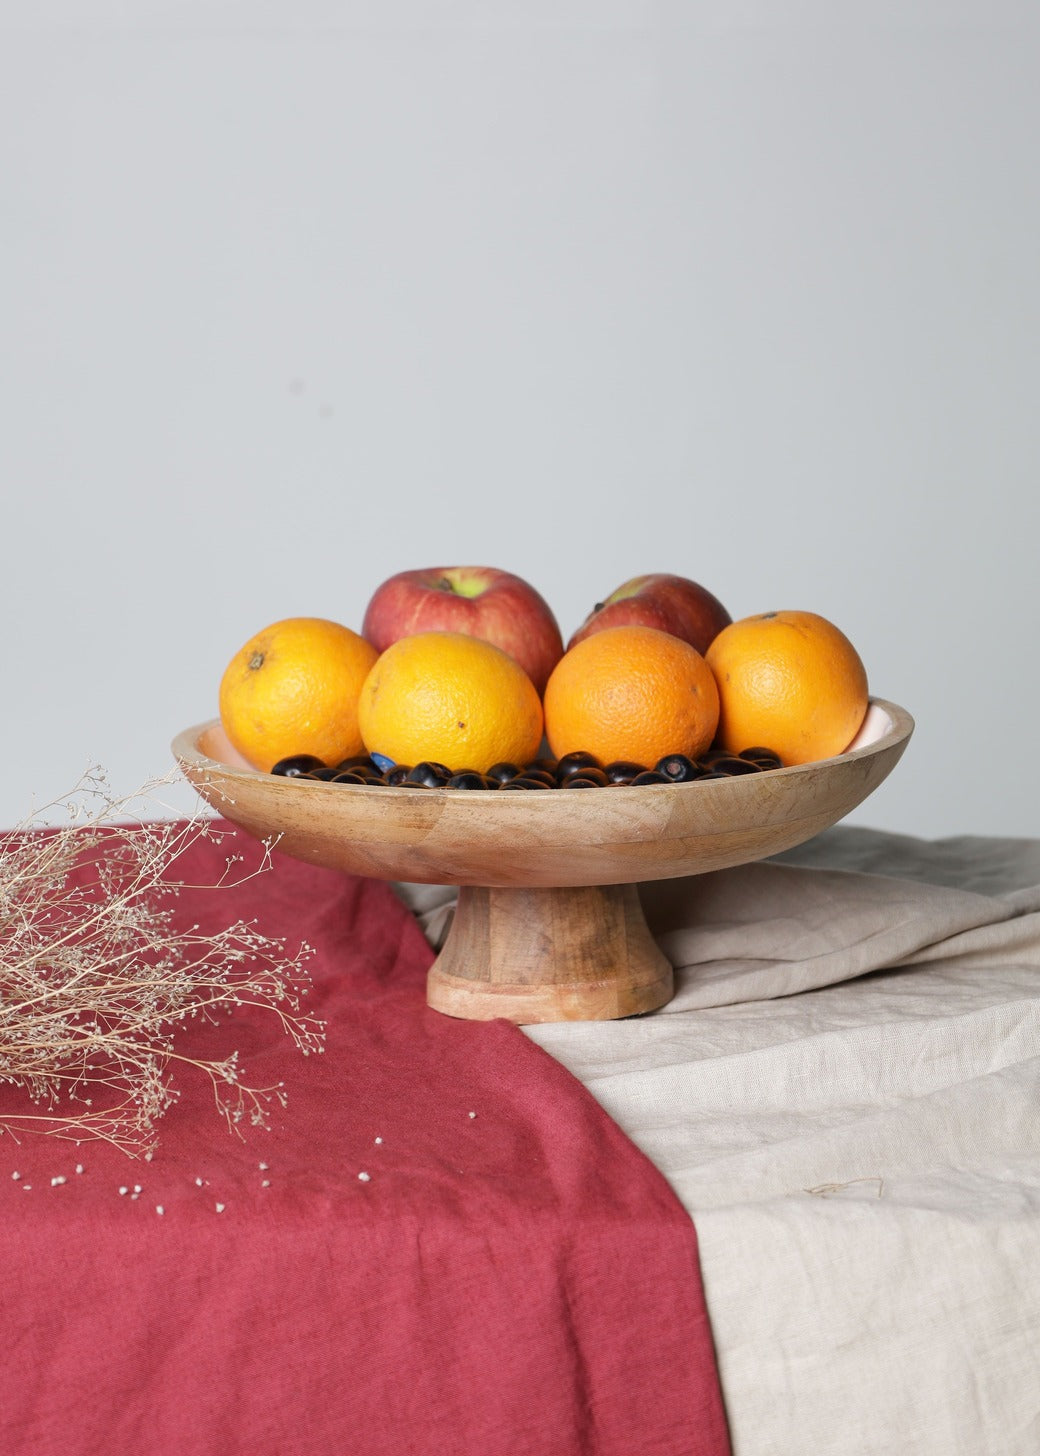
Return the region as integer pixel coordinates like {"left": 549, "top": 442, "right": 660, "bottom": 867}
{"left": 0, "top": 822, "right": 730, "bottom": 1456}
{"left": 399, "top": 825, "right": 1040, "bottom": 1009}
{"left": 519, "top": 826, "right": 1040, "bottom": 1456}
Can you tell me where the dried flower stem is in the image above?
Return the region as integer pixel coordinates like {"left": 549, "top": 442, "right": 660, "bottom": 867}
{"left": 0, "top": 767, "right": 325, "bottom": 1157}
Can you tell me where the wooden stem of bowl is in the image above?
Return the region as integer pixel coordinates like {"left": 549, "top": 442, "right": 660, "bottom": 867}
{"left": 426, "top": 882, "right": 674, "bottom": 1024}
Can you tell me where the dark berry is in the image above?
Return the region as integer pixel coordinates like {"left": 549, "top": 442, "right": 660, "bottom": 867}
{"left": 561, "top": 765, "right": 608, "bottom": 787}
{"left": 705, "top": 755, "right": 760, "bottom": 776}
{"left": 446, "top": 771, "right": 494, "bottom": 790}
{"left": 561, "top": 775, "right": 604, "bottom": 789}
{"left": 555, "top": 751, "right": 602, "bottom": 783}
{"left": 654, "top": 753, "right": 702, "bottom": 783}
{"left": 405, "top": 761, "right": 453, "bottom": 787}
{"left": 384, "top": 764, "right": 413, "bottom": 786}
{"left": 603, "top": 760, "right": 648, "bottom": 784}
{"left": 486, "top": 761, "right": 522, "bottom": 784}
{"left": 500, "top": 775, "right": 552, "bottom": 790}
{"left": 523, "top": 757, "right": 559, "bottom": 776}
{"left": 739, "top": 747, "right": 783, "bottom": 769}
{"left": 271, "top": 754, "right": 326, "bottom": 777}
{"left": 629, "top": 770, "right": 672, "bottom": 785}
{"left": 345, "top": 764, "right": 387, "bottom": 784}
{"left": 514, "top": 768, "right": 556, "bottom": 788}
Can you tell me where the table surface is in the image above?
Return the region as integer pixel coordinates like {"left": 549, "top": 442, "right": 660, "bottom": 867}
{"left": 3, "top": 820, "right": 1038, "bottom": 1456}
{"left": 0, "top": 822, "right": 729, "bottom": 1456}
{"left": 406, "top": 824, "right": 1040, "bottom": 1456}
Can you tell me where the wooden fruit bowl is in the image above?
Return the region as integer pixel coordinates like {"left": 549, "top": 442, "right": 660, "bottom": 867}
{"left": 172, "top": 699, "right": 913, "bottom": 1024}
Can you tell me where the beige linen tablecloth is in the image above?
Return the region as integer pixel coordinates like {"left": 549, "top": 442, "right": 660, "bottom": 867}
{"left": 400, "top": 827, "right": 1040, "bottom": 1456}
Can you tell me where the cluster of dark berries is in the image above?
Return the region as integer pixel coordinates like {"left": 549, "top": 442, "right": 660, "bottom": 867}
{"left": 270, "top": 745, "right": 783, "bottom": 790}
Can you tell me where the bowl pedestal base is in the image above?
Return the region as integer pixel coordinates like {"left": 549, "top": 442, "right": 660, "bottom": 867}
{"left": 425, "top": 881, "right": 674, "bottom": 1024}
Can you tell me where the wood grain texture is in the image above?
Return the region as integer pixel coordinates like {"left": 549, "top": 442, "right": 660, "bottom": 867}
{"left": 172, "top": 698, "right": 913, "bottom": 1022}
{"left": 172, "top": 700, "right": 913, "bottom": 890}
{"left": 426, "top": 883, "right": 674, "bottom": 1022}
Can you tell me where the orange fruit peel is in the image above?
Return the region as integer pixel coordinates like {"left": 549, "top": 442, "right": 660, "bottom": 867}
{"left": 219, "top": 617, "right": 378, "bottom": 773}
{"left": 543, "top": 624, "right": 720, "bottom": 768}
{"left": 705, "top": 610, "right": 868, "bottom": 765}
{"left": 357, "top": 631, "right": 544, "bottom": 774}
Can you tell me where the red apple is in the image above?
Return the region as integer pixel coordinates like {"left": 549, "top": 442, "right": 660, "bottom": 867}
{"left": 361, "top": 566, "right": 564, "bottom": 694}
{"left": 567, "top": 574, "right": 732, "bottom": 655}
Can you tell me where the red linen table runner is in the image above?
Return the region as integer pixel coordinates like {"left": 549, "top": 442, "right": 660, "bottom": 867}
{"left": 0, "top": 823, "right": 730, "bottom": 1456}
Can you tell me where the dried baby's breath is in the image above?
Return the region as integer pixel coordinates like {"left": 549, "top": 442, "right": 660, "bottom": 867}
{"left": 0, "top": 767, "right": 324, "bottom": 1157}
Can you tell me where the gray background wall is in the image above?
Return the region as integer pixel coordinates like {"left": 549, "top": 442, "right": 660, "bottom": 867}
{"left": 2, "top": 2, "right": 1037, "bottom": 837}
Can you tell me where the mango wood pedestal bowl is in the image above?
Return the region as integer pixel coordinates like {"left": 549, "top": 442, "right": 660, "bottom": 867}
{"left": 172, "top": 699, "right": 913, "bottom": 1025}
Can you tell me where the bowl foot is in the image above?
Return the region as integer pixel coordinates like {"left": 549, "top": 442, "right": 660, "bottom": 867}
{"left": 426, "top": 882, "right": 674, "bottom": 1023}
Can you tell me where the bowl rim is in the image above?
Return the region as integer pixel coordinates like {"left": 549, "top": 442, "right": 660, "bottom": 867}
{"left": 172, "top": 696, "right": 915, "bottom": 802}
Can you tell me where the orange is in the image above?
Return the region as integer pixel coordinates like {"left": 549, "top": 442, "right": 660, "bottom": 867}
{"left": 219, "top": 617, "right": 378, "bottom": 772}
{"left": 705, "top": 610, "right": 868, "bottom": 765}
{"left": 357, "top": 631, "right": 543, "bottom": 773}
{"left": 542, "top": 625, "right": 720, "bottom": 767}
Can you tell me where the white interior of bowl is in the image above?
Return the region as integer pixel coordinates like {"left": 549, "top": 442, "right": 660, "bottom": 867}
{"left": 197, "top": 721, "right": 254, "bottom": 769}
{"left": 845, "top": 701, "right": 891, "bottom": 753}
